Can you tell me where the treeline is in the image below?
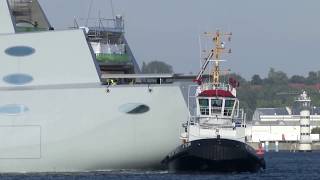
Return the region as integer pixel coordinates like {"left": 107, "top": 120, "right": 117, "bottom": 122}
{"left": 141, "top": 61, "right": 173, "bottom": 74}
{"left": 141, "top": 61, "right": 320, "bottom": 121}
{"left": 250, "top": 68, "right": 320, "bottom": 85}
{"left": 233, "top": 68, "right": 320, "bottom": 121}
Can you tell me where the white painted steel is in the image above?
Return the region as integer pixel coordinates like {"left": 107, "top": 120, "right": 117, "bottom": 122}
{"left": 0, "top": 24, "right": 189, "bottom": 172}
{"left": 0, "top": 30, "right": 100, "bottom": 87}
{"left": 0, "top": 0, "right": 15, "bottom": 34}
{"left": 0, "top": 85, "right": 189, "bottom": 172}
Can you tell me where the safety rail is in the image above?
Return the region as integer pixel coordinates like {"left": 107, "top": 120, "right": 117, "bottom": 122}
{"left": 74, "top": 17, "right": 124, "bottom": 33}
{"left": 211, "top": 107, "right": 222, "bottom": 114}
{"left": 199, "top": 107, "right": 234, "bottom": 117}
{"left": 188, "top": 114, "right": 245, "bottom": 125}
{"left": 200, "top": 82, "right": 231, "bottom": 91}
{"left": 189, "top": 116, "right": 238, "bottom": 125}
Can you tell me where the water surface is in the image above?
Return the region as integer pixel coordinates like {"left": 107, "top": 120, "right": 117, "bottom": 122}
{"left": 1, "top": 152, "right": 319, "bottom": 180}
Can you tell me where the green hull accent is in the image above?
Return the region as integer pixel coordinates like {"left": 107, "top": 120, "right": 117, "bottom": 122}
{"left": 96, "top": 54, "right": 129, "bottom": 63}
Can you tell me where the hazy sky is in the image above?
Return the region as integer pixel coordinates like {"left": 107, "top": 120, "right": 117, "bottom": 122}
{"left": 40, "top": 0, "right": 320, "bottom": 79}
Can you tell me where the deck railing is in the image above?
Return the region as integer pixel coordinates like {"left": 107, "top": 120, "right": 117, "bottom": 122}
{"left": 200, "top": 82, "right": 231, "bottom": 91}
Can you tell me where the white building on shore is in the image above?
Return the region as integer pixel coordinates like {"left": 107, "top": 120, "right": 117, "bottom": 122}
{"left": 247, "top": 92, "right": 320, "bottom": 143}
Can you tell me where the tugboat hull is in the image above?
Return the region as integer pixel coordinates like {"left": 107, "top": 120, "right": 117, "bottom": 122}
{"left": 162, "top": 138, "right": 265, "bottom": 173}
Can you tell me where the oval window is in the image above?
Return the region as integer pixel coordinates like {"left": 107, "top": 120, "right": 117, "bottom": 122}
{"left": 0, "top": 104, "right": 29, "bottom": 115}
{"left": 119, "top": 103, "right": 150, "bottom": 114}
{"left": 5, "top": 46, "right": 35, "bottom": 57}
{"left": 3, "top": 73, "right": 33, "bottom": 85}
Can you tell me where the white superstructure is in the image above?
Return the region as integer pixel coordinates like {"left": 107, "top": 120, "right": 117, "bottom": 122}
{"left": 0, "top": 0, "right": 189, "bottom": 172}
{"left": 185, "top": 83, "right": 246, "bottom": 143}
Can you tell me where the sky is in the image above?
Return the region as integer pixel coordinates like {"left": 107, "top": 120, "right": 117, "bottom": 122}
{"left": 40, "top": 0, "right": 320, "bottom": 79}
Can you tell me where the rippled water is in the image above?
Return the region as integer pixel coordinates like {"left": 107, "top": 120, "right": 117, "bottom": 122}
{"left": 1, "top": 152, "right": 319, "bottom": 180}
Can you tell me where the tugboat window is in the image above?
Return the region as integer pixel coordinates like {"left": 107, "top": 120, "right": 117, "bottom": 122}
{"left": 225, "top": 100, "right": 235, "bottom": 107}
{"left": 224, "top": 100, "right": 235, "bottom": 116}
{"left": 199, "top": 99, "right": 209, "bottom": 115}
{"left": 211, "top": 99, "right": 222, "bottom": 114}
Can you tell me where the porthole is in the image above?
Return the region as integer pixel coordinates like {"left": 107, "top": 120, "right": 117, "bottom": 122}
{"left": 3, "top": 73, "right": 33, "bottom": 85}
{"left": 119, "top": 103, "right": 150, "bottom": 114}
{"left": 5, "top": 46, "right": 35, "bottom": 57}
{"left": 0, "top": 104, "right": 29, "bottom": 115}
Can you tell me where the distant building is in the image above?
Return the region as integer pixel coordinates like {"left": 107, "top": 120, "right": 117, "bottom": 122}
{"left": 247, "top": 100, "right": 320, "bottom": 143}
{"left": 252, "top": 106, "right": 320, "bottom": 121}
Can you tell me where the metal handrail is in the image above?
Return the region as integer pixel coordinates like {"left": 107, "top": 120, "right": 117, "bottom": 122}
{"left": 201, "top": 82, "right": 231, "bottom": 91}
{"left": 77, "top": 18, "right": 124, "bottom": 31}
{"left": 211, "top": 107, "right": 222, "bottom": 114}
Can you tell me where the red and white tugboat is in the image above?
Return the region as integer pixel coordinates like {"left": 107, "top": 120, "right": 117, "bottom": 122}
{"left": 162, "top": 31, "right": 265, "bottom": 173}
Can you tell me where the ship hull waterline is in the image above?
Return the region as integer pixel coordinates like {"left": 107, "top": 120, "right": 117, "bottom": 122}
{"left": 162, "top": 138, "right": 266, "bottom": 173}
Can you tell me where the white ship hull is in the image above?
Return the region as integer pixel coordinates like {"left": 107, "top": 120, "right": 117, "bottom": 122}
{"left": 0, "top": 85, "right": 189, "bottom": 172}
{"left": 0, "top": 0, "right": 190, "bottom": 172}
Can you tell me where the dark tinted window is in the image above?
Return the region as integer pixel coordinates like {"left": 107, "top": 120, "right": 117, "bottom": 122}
{"left": 5, "top": 46, "right": 35, "bottom": 57}
{"left": 211, "top": 99, "right": 222, "bottom": 107}
{"left": 127, "top": 105, "right": 149, "bottom": 114}
{"left": 0, "top": 104, "right": 29, "bottom": 115}
{"left": 3, "top": 74, "right": 33, "bottom": 85}
{"left": 225, "top": 100, "right": 235, "bottom": 108}
{"left": 119, "top": 103, "right": 150, "bottom": 114}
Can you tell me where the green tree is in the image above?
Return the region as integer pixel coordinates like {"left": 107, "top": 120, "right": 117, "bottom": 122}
{"left": 251, "top": 74, "right": 263, "bottom": 85}
{"left": 266, "top": 68, "right": 288, "bottom": 85}
{"left": 290, "top": 75, "right": 305, "bottom": 83}
{"left": 141, "top": 61, "right": 173, "bottom": 74}
{"left": 228, "top": 73, "right": 248, "bottom": 86}
{"left": 306, "top": 71, "right": 318, "bottom": 85}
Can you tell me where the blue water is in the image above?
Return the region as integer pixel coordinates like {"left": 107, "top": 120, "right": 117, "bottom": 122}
{"left": 1, "top": 152, "right": 320, "bottom": 180}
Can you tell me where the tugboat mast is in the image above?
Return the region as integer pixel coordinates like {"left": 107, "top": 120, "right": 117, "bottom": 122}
{"left": 195, "top": 30, "right": 232, "bottom": 86}
{"left": 211, "top": 30, "right": 232, "bottom": 86}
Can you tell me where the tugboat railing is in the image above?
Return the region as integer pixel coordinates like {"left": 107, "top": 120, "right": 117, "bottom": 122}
{"left": 197, "top": 107, "right": 243, "bottom": 118}
{"left": 201, "top": 82, "right": 231, "bottom": 91}
{"left": 188, "top": 113, "right": 245, "bottom": 127}
{"left": 189, "top": 116, "right": 232, "bottom": 125}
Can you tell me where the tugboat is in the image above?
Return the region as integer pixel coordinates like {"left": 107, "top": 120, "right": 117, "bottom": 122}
{"left": 162, "top": 31, "right": 266, "bottom": 173}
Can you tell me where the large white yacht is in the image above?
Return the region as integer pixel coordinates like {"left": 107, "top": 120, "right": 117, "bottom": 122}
{"left": 0, "top": 0, "right": 189, "bottom": 172}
